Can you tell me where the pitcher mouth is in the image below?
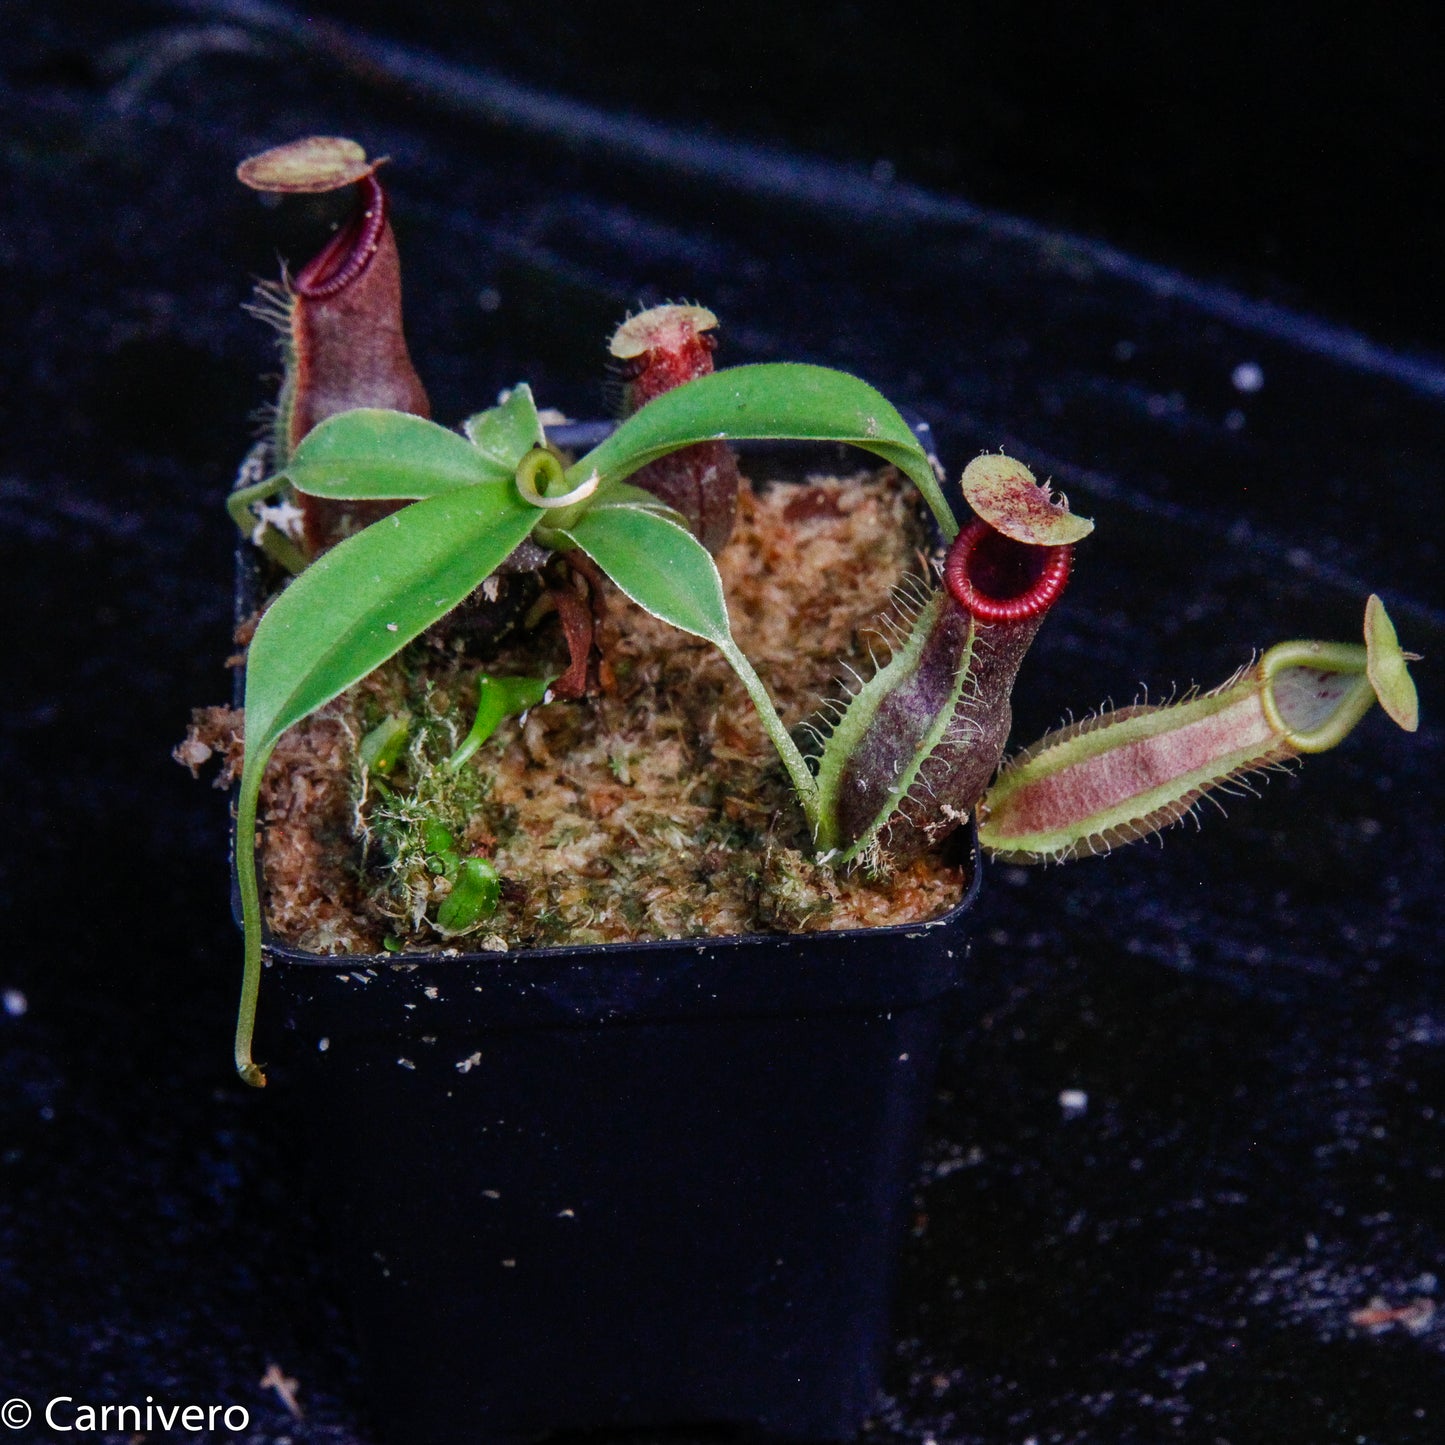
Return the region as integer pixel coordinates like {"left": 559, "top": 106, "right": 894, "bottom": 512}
{"left": 295, "top": 172, "right": 387, "bottom": 300}
{"left": 944, "top": 517, "right": 1072, "bottom": 623}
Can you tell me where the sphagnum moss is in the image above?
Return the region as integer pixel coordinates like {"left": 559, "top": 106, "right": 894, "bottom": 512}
{"left": 186, "top": 465, "right": 968, "bottom": 955}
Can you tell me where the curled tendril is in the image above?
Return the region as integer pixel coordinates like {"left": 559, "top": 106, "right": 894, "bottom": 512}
{"left": 515, "top": 451, "right": 600, "bottom": 510}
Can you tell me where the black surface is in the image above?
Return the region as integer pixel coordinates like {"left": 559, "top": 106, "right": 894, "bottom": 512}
{"left": 2, "top": 4, "right": 1442, "bottom": 1442}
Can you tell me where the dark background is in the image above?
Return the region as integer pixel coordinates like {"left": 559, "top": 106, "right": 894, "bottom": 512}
{"left": 2, "top": 2, "right": 1442, "bottom": 1442}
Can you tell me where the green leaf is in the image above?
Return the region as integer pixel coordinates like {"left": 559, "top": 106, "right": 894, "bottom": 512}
{"left": 435, "top": 857, "right": 501, "bottom": 934}
{"left": 359, "top": 712, "right": 411, "bottom": 775}
{"left": 231, "top": 484, "right": 539, "bottom": 1086}
{"left": 245, "top": 488, "right": 538, "bottom": 748}
{"left": 558, "top": 502, "right": 732, "bottom": 645}
{"left": 463, "top": 384, "right": 548, "bottom": 474}
{"left": 450, "top": 672, "right": 554, "bottom": 771}
{"left": 570, "top": 363, "right": 958, "bottom": 538}
{"left": 586, "top": 481, "right": 688, "bottom": 517}
{"left": 285, "top": 408, "right": 511, "bottom": 499}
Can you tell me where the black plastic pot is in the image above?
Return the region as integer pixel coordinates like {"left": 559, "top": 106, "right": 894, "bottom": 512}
{"left": 243, "top": 423, "right": 981, "bottom": 1443}
{"left": 260, "top": 875, "right": 977, "bottom": 1444}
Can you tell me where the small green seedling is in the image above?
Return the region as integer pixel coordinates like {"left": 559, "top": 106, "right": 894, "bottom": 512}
{"left": 218, "top": 137, "right": 1420, "bottom": 1086}
{"left": 359, "top": 713, "right": 411, "bottom": 777}
{"left": 450, "top": 674, "right": 552, "bottom": 772}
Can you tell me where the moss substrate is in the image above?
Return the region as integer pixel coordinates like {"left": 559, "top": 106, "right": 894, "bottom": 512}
{"left": 186, "top": 466, "right": 969, "bottom": 954}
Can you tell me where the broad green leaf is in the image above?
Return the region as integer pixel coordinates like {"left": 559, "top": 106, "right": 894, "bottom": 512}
{"left": 232, "top": 484, "right": 538, "bottom": 1086}
{"left": 285, "top": 408, "right": 511, "bottom": 499}
{"left": 558, "top": 502, "right": 732, "bottom": 646}
{"left": 569, "top": 363, "right": 958, "bottom": 538}
{"left": 463, "top": 384, "right": 548, "bottom": 474}
{"left": 245, "top": 486, "right": 538, "bottom": 751}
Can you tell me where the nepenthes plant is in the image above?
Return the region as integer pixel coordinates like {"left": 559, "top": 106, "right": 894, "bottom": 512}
{"left": 215, "top": 137, "right": 1420, "bottom": 1086}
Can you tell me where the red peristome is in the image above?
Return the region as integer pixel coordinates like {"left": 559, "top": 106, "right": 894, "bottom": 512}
{"left": 944, "top": 518, "right": 1072, "bottom": 623}
{"left": 294, "top": 173, "right": 388, "bottom": 300}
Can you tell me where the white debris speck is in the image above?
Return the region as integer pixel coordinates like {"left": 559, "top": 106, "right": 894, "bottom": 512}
{"left": 1232, "top": 361, "right": 1265, "bottom": 393}
{"left": 259, "top": 1363, "right": 303, "bottom": 1420}
{"left": 250, "top": 497, "right": 305, "bottom": 546}
{"left": 536, "top": 407, "right": 572, "bottom": 426}
{"left": 501, "top": 1258, "right": 516, "bottom": 1268}
{"left": 558, "top": 1208, "right": 576, "bottom": 1218}
{"left": 483, "top": 1189, "right": 500, "bottom": 1199}
{"left": 3, "top": 989, "right": 27, "bottom": 1018}
{"left": 1350, "top": 1295, "right": 1437, "bottom": 1335}
{"left": 397, "top": 1057, "right": 416, "bottom": 1071}
{"left": 929, "top": 1145, "right": 986, "bottom": 1181}
{"left": 424, "top": 986, "right": 439, "bottom": 1000}
{"left": 898, "top": 1053, "right": 910, "bottom": 1062}
{"left": 233, "top": 444, "right": 267, "bottom": 489}
{"left": 1059, "top": 1088, "right": 1089, "bottom": 1119}
{"left": 481, "top": 576, "right": 501, "bottom": 602}
{"left": 385, "top": 622, "right": 399, "bottom": 633}
{"left": 318, "top": 1037, "right": 330, "bottom": 1053}
{"left": 172, "top": 734, "right": 213, "bottom": 772}
{"left": 456, "top": 1051, "right": 483, "bottom": 1074}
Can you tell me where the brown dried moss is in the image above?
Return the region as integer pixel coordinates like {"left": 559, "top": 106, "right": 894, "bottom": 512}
{"left": 183, "top": 466, "right": 970, "bottom": 954}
